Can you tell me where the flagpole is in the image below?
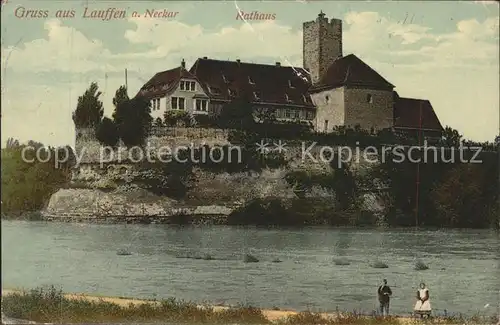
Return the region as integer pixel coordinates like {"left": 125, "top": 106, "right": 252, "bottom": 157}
{"left": 415, "top": 101, "right": 422, "bottom": 228}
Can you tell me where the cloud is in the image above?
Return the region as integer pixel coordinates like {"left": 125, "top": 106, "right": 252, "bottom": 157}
{"left": 1, "top": 10, "right": 498, "bottom": 146}
{"left": 1, "top": 19, "right": 115, "bottom": 73}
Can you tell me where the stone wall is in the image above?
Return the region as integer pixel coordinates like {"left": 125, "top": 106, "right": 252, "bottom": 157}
{"left": 344, "top": 87, "right": 393, "bottom": 131}
{"left": 75, "top": 127, "right": 230, "bottom": 164}
{"left": 303, "top": 14, "right": 343, "bottom": 85}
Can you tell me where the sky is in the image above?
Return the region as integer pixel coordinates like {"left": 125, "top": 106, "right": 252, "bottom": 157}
{"left": 1, "top": 0, "right": 499, "bottom": 148}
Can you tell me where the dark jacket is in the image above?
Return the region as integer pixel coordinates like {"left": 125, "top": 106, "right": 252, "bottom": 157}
{"left": 378, "top": 285, "right": 392, "bottom": 303}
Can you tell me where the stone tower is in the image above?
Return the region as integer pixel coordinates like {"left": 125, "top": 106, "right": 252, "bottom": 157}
{"left": 303, "top": 11, "right": 343, "bottom": 85}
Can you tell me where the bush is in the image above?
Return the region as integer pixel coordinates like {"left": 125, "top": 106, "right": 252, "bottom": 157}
{"left": 163, "top": 110, "right": 193, "bottom": 127}
{"left": 95, "top": 117, "right": 119, "bottom": 147}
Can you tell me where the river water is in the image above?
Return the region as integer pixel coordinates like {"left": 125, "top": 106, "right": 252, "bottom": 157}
{"left": 2, "top": 220, "right": 499, "bottom": 316}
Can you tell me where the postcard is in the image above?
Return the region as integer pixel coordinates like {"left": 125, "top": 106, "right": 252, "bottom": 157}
{"left": 1, "top": 0, "right": 499, "bottom": 324}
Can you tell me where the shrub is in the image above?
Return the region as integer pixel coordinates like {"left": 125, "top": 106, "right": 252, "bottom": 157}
{"left": 95, "top": 117, "right": 119, "bottom": 147}
{"left": 163, "top": 110, "right": 193, "bottom": 127}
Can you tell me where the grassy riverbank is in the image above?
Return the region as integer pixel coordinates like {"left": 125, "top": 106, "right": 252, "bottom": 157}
{"left": 1, "top": 287, "right": 497, "bottom": 324}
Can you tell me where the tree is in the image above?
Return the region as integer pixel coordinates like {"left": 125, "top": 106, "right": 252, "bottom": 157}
{"left": 111, "top": 85, "right": 130, "bottom": 121}
{"left": 217, "top": 97, "right": 255, "bottom": 130}
{"left": 95, "top": 117, "right": 119, "bottom": 147}
{"left": 6, "top": 138, "right": 20, "bottom": 148}
{"left": 113, "top": 95, "right": 153, "bottom": 147}
{"left": 72, "top": 82, "right": 104, "bottom": 128}
{"left": 1, "top": 141, "right": 71, "bottom": 216}
{"left": 440, "top": 126, "right": 462, "bottom": 147}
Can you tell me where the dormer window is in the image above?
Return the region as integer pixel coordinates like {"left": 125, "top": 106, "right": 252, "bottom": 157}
{"left": 222, "top": 74, "right": 228, "bottom": 83}
{"left": 248, "top": 76, "right": 255, "bottom": 84}
{"left": 228, "top": 88, "right": 236, "bottom": 97}
{"left": 302, "top": 94, "right": 308, "bottom": 103}
{"left": 180, "top": 80, "right": 196, "bottom": 91}
{"left": 162, "top": 83, "right": 169, "bottom": 90}
{"left": 288, "top": 80, "right": 295, "bottom": 88}
{"left": 210, "top": 86, "right": 221, "bottom": 95}
{"left": 367, "top": 94, "right": 373, "bottom": 103}
{"left": 285, "top": 94, "right": 292, "bottom": 103}
{"left": 253, "top": 91, "right": 261, "bottom": 100}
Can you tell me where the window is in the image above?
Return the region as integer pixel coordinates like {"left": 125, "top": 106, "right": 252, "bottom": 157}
{"left": 195, "top": 99, "right": 208, "bottom": 112}
{"left": 253, "top": 91, "right": 261, "bottom": 100}
{"left": 285, "top": 109, "right": 292, "bottom": 119}
{"left": 324, "top": 120, "right": 329, "bottom": 132}
{"left": 306, "top": 111, "right": 315, "bottom": 120}
{"left": 210, "top": 86, "right": 221, "bottom": 95}
{"left": 367, "top": 94, "right": 373, "bottom": 103}
{"left": 248, "top": 76, "right": 255, "bottom": 84}
{"left": 180, "top": 80, "right": 196, "bottom": 91}
{"left": 151, "top": 98, "right": 160, "bottom": 110}
{"left": 171, "top": 97, "right": 185, "bottom": 110}
{"left": 292, "top": 110, "right": 300, "bottom": 119}
{"left": 325, "top": 95, "right": 330, "bottom": 103}
{"left": 288, "top": 80, "right": 295, "bottom": 88}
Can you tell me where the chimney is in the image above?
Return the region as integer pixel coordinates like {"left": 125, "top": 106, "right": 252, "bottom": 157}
{"left": 275, "top": 62, "right": 281, "bottom": 67}
{"left": 203, "top": 56, "right": 207, "bottom": 59}
{"left": 181, "top": 59, "right": 185, "bottom": 69}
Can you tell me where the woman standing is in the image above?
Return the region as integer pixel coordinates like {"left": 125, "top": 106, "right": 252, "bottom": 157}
{"left": 414, "top": 282, "right": 431, "bottom": 318}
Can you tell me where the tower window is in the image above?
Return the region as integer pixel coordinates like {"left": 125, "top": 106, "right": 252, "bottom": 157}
{"left": 367, "top": 94, "right": 373, "bottom": 103}
{"left": 325, "top": 95, "right": 330, "bottom": 103}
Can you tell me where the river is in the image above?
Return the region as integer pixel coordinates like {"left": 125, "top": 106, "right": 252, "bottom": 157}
{"left": 1, "top": 220, "right": 499, "bottom": 317}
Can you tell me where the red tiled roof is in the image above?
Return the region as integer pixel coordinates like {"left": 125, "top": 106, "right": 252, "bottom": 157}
{"left": 394, "top": 95, "right": 443, "bottom": 131}
{"left": 137, "top": 66, "right": 199, "bottom": 98}
{"left": 189, "top": 58, "right": 315, "bottom": 108}
{"left": 310, "top": 54, "right": 394, "bottom": 92}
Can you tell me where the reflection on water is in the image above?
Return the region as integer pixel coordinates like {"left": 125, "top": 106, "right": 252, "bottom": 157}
{"left": 1, "top": 221, "right": 499, "bottom": 316}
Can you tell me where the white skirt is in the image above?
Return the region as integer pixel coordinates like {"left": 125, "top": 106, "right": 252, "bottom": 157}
{"left": 414, "top": 300, "right": 431, "bottom": 312}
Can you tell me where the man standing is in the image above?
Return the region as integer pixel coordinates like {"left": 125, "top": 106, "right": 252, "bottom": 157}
{"left": 378, "top": 279, "right": 392, "bottom": 316}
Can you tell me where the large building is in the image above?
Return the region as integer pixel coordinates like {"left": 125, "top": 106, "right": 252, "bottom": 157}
{"left": 138, "top": 11, "right": 443, "bottom": 138}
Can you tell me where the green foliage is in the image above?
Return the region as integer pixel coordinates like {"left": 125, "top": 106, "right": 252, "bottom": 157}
{"left": 163, "top": 110, "right": 193, "bottom": 127}
{"left": 135, "top": 157, "right": 193, "bottom": 199}
{"left": 372, "top": 146, "right": 498, "bottom": 228}
{"left": 113, "top": 95, "right": 153, "bottom": 147}
{"left": 193, "top": 114, "right": 217, "bottom": 127}
{"left": 217, "top": 97, "right": 256, "bottom": 130}
{"left": 95, "top": 117, "right": 119, "bottom": 147}
{"left": 72, "top": 82, "right": 104, "bottom": 128}
{"left": 1, "top": 286, "right": 270, "bottom": 324}
{"left": 111, "top": 85, "right": 130, "bottom": 116}
{"left": 440, "top": 126, "right": 462, "bottom": 147}
{"left": 1, "top": 141, "right": 72, "bottom": 216}
{"left": 154, "top": 117, "right": 163, "bottom": 127}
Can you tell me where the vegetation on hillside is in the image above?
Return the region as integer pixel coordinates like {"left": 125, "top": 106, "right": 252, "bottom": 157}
{"left": 1, "top": 139, "right": 74, "bottom": 217}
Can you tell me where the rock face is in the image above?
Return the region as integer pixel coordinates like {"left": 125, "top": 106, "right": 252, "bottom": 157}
{"left": 45, "top": 188, "right": 177, "bottom": 217}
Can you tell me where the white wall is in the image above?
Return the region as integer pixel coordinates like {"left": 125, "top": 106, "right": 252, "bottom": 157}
{"left": 310, "top": 87, "right": 345, "bottom": 133}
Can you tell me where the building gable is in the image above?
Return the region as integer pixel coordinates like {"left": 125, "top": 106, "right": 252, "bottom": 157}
{"left": 309, "top": 54, "right": 394, "bottom": 93}
{"left": 394, "top": 94, "right": 444, "bottom": 131}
